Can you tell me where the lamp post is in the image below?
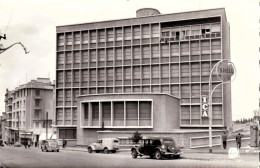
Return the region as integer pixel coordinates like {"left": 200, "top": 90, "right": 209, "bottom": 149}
{"left": 208, "top": 59, "right": 236, "bottom": 153}
{"left": 0, "top": 34, "right": 29, "bottom": 54}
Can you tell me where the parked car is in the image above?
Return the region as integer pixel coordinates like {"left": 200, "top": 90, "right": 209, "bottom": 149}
{"left": 131, "top": 137, "right": 182, "bottom": 160}
{"left": 87, "top": 138, "right": 119, "bottom": 154}
{"left": 0, "top": 139, "right": 4, "bottom": 147}
{"left": 41, "top": 140, "right": 59, "bottom": 152}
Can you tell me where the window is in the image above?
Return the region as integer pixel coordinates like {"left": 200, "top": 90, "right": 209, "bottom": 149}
{"left": 82, "top": 51, "right": 88, "bottom": 63}
{"left": 124, "top": 47, "right": 131, "bottom": 60}
{"left": 35, "top": 110, "right": 40, "bottom": 117}
{"left": 66, "top": 33, "right": 72, "bottom": 45}
{"left": 82, "top": 31, "right": 89, "bottom": 44}
{"left": 35, "top": 89, "right": 40, "bottom": 96}
{"left": 139, "top": 101, "right": 151, "bottom": 119}
{"left": 73, "top": 70, "right": 80, "bottom": 82}
{"left": 133, "top": 26, "right": 140, "bottom": 39}
{"left": 98, "top": 30, "right": 105, "bottom": 42}
{"left": 142, "top": 25, "right": 150, "bottom": 38}
{"left": 90, "top": 31, "right": 97, "bottom": 43}
{"left": 92, "top": 102, "right": 99, "bottom": 119}
{"left": 84, "top": 103, "right": 88, "bottom": 119}
{"left": 115, "top": 28, "right": 122, "bottom": 41}
{"left": 102, "top": 102, "right": 111, "bottom": 119}
{"left": 66, "top": 52, "right": 72, "bottom": 64}
{"left": 124, "top": 27, "right": 131, "bottom": 40}
{"left": 74, "top": 32, "right": 80, "bottom": 45}
{"left": 107, "top": 29, "right": 114, "bottom": 41}
{"left": 59, "top": 129, "right": 77, "bottom": 139}
{"left": 114, "top": 102, "right": 124, "bottom": 119}
{"left": 74, "top": 51, "right": 80, "bottom": 64}
{"left": 57, "top": 34, "right": 64, "bottom": 46}
{"left": 35, "top": 99, "right": 40, "bottom": 107}
{"left": 57, "top": 53, "right": 64, "bottom": 65}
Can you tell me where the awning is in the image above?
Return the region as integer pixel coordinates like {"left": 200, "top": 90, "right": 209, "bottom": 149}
{"left": 39, "top": 133, "right": 57, "bottom": 141}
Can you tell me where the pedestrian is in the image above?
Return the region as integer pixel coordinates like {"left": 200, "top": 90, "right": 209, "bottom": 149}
{"left": 35, "top": 141, "right": 38, "bottom": 147}
{"left": 62, "top": 138, "right": 66, "bottom": 148}
{"left": 28, "top": 140, "right": 31, "bottom": 148}
{"left": 236, "top": 133, "right": 243, "bottom": 149}
{"left": 24, "top": 141, "right": 27, "bottom": 149}
{"left": 221, "top": 132, "right": 227, "bottom": 149}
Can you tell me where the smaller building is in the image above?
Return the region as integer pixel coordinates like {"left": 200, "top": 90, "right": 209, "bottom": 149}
{"left": 3, "top": 78, "right": 55, "bottom": 144}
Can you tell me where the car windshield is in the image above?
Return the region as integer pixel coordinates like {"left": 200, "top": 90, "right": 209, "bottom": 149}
{"left": 163, "top": 139, "right": 175, "bottom": 145}
{"left": 48, "top": 141, "right": 57, "bottom": 146}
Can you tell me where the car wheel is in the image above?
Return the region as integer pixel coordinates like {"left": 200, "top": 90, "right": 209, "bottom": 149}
{"left": 57, "top": 150, "right": 59, "bottom": 152}
{"left": 96, "top": 150, "right": 100, "bottom": 153}
{"left": 131, "top": 149, "right": 137, "bottom": 158}
{"left": 111, "top": 150, "right": 116, "bottom": 153}
{"left": 173, "top": 155, "right": 180, "bottom": 159}
{"left": 155, "top": 150, "right": 162, "bottom": 160}
{"left": 104, "top": 148, "right": 109, "bottom": 154}
{"left": 88, "top": 147, "right": 93, "bottom": 153}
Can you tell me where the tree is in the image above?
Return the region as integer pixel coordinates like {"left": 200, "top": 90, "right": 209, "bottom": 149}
{"left": 131, "top": 131, "right": 142, "bottom": 144}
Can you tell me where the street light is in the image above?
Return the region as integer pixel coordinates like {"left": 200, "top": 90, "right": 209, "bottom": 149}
{"left": 208, "top": 59, "right": 236, "bottom": 153}
{"left": 0, "top": 42, "right": 29, "bottom": 54}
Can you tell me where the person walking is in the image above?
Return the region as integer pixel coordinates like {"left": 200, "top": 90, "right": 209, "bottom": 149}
{"left": 236, "top": 133, "right": 243, "bottom": 149}
{"left": 221, "top": 132, "right": 227, "bottom": 149}
{"left": 28, "top": 140, "right": 31, "bottom": 148}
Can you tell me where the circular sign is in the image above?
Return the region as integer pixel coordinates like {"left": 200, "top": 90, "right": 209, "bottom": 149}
{"left": 228, "top": 147, "right": 240, "bottom": 159}
{"left": 216, "top": 60, "right": 236, "bottom": 83}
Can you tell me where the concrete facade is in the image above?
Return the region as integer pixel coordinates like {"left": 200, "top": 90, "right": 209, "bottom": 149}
{"left": 3, "top": 78, "right": 54, "bottom": 144}
{"left": 55, "top": 8, "right": 231, "bottom": 147}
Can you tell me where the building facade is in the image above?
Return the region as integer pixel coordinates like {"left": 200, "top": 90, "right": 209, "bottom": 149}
{"left": 4, "top": 78, "right": 54, "bottom": 144}
{"left": 55, "top": 8, "right": 231, "bottom": 146}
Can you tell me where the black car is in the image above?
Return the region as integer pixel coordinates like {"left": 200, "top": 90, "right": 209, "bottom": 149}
{"left": 131, "top": 137, "right": 182, "bottom": 160}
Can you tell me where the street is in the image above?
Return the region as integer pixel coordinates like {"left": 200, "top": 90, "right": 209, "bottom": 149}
{"left": 0, "top": 146, "right": 259, "bottom": 168}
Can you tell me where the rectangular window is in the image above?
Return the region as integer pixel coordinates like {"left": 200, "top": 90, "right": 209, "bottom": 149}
{"left": 142, "top": 66, "right": 150, "bottom": 79}
{"left": 82, "top": 31, "right": 89, "bottom": 44}
{"left": 66, "top": 33, "right": 72, "bottom": 45}
{"left": 107, "top": 68, "right": 114, "bottom": 80}
{"left": 90, "top": 69, "right": 96, "bottom": 81}
{"left": 66, "top": 52, "right": 72, "bottom": 64}
{"left": 102, "top": 102, "right": 111, "bottom": 119}
{"left": 98, "top": 30, "right": 105, "bottom": 42}
{"left": 142, "top": 46, "right": 150, "bottom": 58}
{"left": 82, "top": 70, "right": 88, "bottom": 82}
{"left": 98, "top": 49, "right": 105, "bottom": 61}
{"left": 84, "top": 103, "right": 88, "bottom": 119}
{"left": 92, "top": 102, "right": 99, "bottom": 119}
{"left": 35, "top": 89, "right": 40, "bottom": 96}
{"left": 59, "top": 129, "right": 76, "bottom": 139}
{"left": 82, "top": 51, "right": 88, "bottom": 63}
{"left": 151, "top": 24, "right": 159, "bottom": 38}
{"left": 98, "top": 69, "right": 105, "bottom": 81}
{"left": 133, "top": 26, "right": 140, "bottom": 39}
{"left": 142, "top": 25, "right": 150, "bottom": 38}
{"left": 66, "top": 71, "right": 72, "bottom": 83}
{"left": 139, "top": 101, "right": 151, "bottom": 119}
{"left": 152, "top": 45, "right": 159, "bottom": 58}
{"left": 73, "top": 70, "right": 79, "bottom": 82}
{"left": 115, "top": 28, "right": 122, "bottom": 41}
{"left": 35, "top": 110, "right": 40, "bottom": 117}
{"left": 57, "top": 34, "right": 64, "bottom": 46}
{"left": 152, "top": 65, "right": 159, "bottom": 78}
{"left": 133, "top": 66, "right": 140, "bottom": 79}
{"left": 74, "top": 32, "right": 80, "bottom": 45}
{"left": 114, "top": 102, "right": 124, "bottom": 118}
{"left": 161, "top": 44, "right": 169, "bottom": 57}
{"left": 107, "top": 48, "right": 114, "bottom": 61}
{"left": 57, "top": 53, "right": 64, "bottom": 64}
{"left": 107, "top": 29, "right": 114, "bottom": 41}
{"left": 35, "top": 99, "right": 40, "bottom": 107}
{"left": 161, "top": 65, "right": 169, "bottom": 78}
{"left": 124, "top": 67, "right": 131, "bottom": 80}
{"left": 74, "top": 51, "right": 80, "bottom": 63}
{"left": 90, "top": 31, "right": 97, "bottom": 43}
{"left": 124, "top": 47, "right": 131, "bottom": 60}
{"left": 115, "top": 48, "right": 122, "bottom": 60}
{"left": 124, "top": 27, "right": 131, "bottom": 40}
{"left": 126, "top": 101, "right": 138, "bottom": 119}
{"left": 133, "top": 46, "right": 140, "bottom": 59}
{"left": 90, "top": 50, "right": 96, "bottom": 62}
{"left": 115, "top": 67, "right": 122, "bottom": 80}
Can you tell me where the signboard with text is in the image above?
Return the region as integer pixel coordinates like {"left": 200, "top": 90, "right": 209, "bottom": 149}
{"left": 201, "top": 95, "right": 209, "bottom": 118}
{"left": 217, "top": 60, "right": 235, "bottom": 82}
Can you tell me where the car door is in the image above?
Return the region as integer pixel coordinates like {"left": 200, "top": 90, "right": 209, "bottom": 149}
{"left": 95, "top": 140, "right": 102, "bottom": 150}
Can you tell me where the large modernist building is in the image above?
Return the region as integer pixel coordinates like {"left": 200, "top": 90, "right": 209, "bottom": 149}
{"left": 55, "top": 8, "right": 231, "bottom": 146}
{"left": 3, "top": 78, "right": 54, "bottom": 143}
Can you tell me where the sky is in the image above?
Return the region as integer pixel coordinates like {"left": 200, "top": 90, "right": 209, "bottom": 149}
{"left": 0, "top": 0, "right": 259, "bottom": 120}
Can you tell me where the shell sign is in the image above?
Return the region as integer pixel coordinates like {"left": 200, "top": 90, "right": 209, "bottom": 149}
{"left": 217, "top": 60, "right": 235, "bottom": 83}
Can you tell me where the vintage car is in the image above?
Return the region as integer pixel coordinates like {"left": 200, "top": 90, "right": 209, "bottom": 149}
{"left": 41, "top": 140, "right": 60, "bottom": 152}
{"left": 131, "top": 137, "right": 182, "bottom": 160}
{"left": 87, "top": 138, "right": 119, "bottom": 154}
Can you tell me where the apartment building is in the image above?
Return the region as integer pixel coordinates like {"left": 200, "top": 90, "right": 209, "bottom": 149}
{"left": 4, "top": 78, "right": 54, "bottom": 143}
{"left": 55, "top": 8, "right": 231, "bottom": 146}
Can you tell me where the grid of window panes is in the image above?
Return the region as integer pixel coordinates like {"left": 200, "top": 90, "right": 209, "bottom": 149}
{"left": 56, "top": 19, "right": 224, "bottom": 127}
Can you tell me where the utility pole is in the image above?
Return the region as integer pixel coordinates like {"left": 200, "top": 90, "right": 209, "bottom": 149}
{"left": 17, "top": 112, "right": 19, "bottom": 143}
{"left": 46, "top": 112, "right": 48, "bottom": 140}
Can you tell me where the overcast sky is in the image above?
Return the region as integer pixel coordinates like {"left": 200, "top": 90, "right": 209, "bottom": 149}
{"left": 0, "top": 0, "right": 259, "bottom": 120}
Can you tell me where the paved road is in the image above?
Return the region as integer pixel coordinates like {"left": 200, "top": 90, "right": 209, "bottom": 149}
{"left": 0, "top": 146, "right": 259, "bottom": 168}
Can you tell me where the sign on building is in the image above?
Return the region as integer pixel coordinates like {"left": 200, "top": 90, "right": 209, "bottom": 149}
{"left": 217, "top": 60, "right": 235, "bottom": 82}
{"left": 201, "top": 95, "right": 208, "bottom": 118}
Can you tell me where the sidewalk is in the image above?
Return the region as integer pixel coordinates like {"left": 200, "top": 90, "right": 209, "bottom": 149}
{"left": 61, "top": 145, "right": 260, "bottom": 163}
